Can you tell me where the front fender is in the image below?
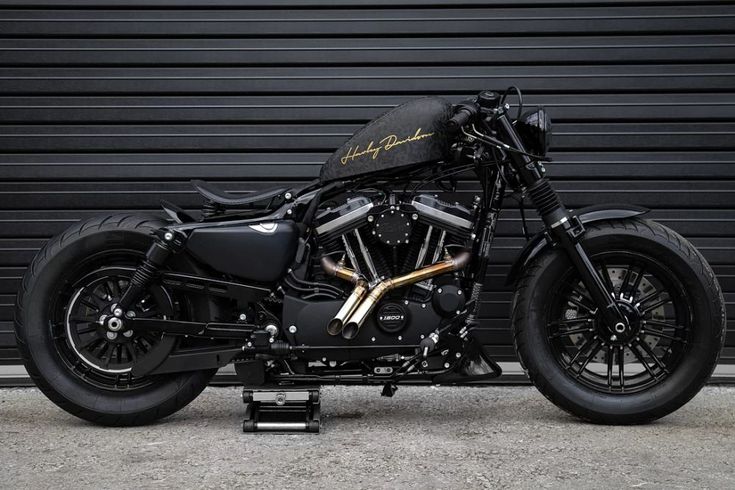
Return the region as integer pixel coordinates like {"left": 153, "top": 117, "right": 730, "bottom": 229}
{"left": 504, "top": 204, "right": 648, "bottom": 286}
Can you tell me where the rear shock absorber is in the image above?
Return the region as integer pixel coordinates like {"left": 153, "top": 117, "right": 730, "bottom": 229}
{"left": 116, "top": 229, "right": 185, "bottom": 311}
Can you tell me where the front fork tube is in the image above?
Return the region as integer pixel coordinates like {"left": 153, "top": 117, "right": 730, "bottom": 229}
{"left": 496, "top": 114, "right": 628, "bottom": 332}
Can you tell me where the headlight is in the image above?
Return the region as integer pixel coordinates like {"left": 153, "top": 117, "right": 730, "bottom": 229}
{"left": 516, "top": 108, "right": 552, "bottom": 156}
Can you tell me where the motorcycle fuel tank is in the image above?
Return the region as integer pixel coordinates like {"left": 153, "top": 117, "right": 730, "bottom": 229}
{"left": 319, "top": 97, "right": 453, "bottom": 182}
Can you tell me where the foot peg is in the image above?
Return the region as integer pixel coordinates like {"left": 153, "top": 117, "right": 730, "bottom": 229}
{"left": 242, "top": 386, "right": 321, "bottom": 433}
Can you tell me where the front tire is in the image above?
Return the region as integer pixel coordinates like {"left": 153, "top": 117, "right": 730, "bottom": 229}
{"left": 15, "top": 214, "right": 217, "bottom": 426}
{"left": 512, "top": 218, "right": 725, "bottom": 424}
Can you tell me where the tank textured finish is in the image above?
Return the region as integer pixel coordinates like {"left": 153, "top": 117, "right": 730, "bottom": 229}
{"left": 320, "top": 97, "right": 453, "bottom": 182}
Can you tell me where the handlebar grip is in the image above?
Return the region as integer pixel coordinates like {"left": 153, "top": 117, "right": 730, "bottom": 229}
{"left": 446, "top": 103, "right": 479, "bottom": 134}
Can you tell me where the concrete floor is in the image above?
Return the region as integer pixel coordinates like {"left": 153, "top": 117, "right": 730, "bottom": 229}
{"left": 0, "top": 386, "right": 734, "bottom": 489}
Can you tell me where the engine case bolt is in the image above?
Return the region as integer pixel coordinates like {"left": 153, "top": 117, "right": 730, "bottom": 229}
{"left": 411, "top": 213, "right": 419, "bottom": 220}
{"left": 238, "top": 313, "right": 247, "bottom": 321}
{"left": 367, "top": 215, "right": 375, "bottom": 222}
{"left": 164, "top": 232, "right": 174, "bottom": 241}
{"left": 288, "top": 325, "right": 298, "bottom": 334}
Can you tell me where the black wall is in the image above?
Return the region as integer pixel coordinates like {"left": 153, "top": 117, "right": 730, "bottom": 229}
{"left": 1, "top": 1, "right": 734, "bottom": 369}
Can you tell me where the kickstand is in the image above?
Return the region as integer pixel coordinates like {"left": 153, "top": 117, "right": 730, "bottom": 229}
{"left": 381, "top": 383, "right": 398, "bottom": 397}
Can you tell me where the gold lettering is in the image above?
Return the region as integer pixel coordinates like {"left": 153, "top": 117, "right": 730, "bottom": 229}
{"left": 340, "top": 127, "right": 434, "bottom": 166}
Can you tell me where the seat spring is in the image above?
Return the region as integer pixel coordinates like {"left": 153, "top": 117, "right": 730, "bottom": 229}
{"left": 201, "top": 199, "right": 224, "bottom": 219}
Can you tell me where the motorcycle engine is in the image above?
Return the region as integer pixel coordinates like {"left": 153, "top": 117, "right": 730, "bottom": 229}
{"left": 280, "top": 192, "right": 474, "bottom": 359}
{"left": 315, "top": 193, "right": 473, "bottom": 284}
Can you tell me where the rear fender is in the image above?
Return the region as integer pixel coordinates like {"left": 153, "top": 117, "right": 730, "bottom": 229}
{"left": 504, "top": 204, "right": 648, "bottom": 286}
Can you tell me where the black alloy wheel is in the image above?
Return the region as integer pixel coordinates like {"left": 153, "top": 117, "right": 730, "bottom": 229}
{"left": 546, "top": 251, "right": 691, "bottom": 394}
{"left": 55, "top": 264, "right": 174, "bottom": 391}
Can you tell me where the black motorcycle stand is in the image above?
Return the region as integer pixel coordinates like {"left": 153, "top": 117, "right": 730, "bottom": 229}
{"left": 242, "top": 386, "right": 321, "bottom": 433}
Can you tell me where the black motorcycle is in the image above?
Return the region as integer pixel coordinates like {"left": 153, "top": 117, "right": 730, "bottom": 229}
{"left": 15, "top": 89, "right": 725, "bottom": 427}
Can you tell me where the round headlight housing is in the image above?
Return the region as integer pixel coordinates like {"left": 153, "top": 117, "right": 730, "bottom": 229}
{"left": 515, "top": 108, "right": 552, "bottom": 156}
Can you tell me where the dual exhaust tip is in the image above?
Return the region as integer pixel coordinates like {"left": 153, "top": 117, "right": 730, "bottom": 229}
{"left": 321, "top": 251, "right": 470, "bottom": 340}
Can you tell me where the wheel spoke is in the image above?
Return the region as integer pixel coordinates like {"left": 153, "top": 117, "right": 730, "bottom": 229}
{"left": 636, "top": 339, "right": 669, "bottom": 374}
{"left": 644, "top": 319, "right": 686, "bottom": 330}
{"left": 607, "top": 346, "right": 614, "bottom": 389}
{"left": 636, "top": 290, "right": 663, "bottom": 308}
{"left": 641, "top": 296, "right": 671, "bottom": 314}
{"left": 102, "top": 281, "right": 114, "bottom": 300}
{"left": 618, "top": 347, "right": 625, "bottom": 390}
{"left": 78, "top": 336, "right": 101, "bottom": 350}
{"left": 126, "top": 344, "right": 137, "bottom": 362}
{"left": 75, "top": 324, "right": 98, "bottom": 335}
{"left": 70, "top": 313, "right": 99, "bottom": 323}
{"left": 576, "top": 340, "right": 603, "bottom": 375}
{"left": 643, "top": 330, "right": 686, "bottom": 344}
{"left": 629, "top": 266, "right": 645, "bottom": 297}
{"left": 620, "top": 266, "right": 633, "bottom": 296}
{"left": 135, "top": 339, "right": 150, "bottom": 354}
{"left": 571, "top": 286, "right": 595, "bottom": 306}
{"left": 621, "top": 265, "right": 645, "bottom": 298}
{"left": 109, "top": 279, "right": 121, "bottom": 297}
{"left": 79, "top": 297, "right": 101, "bottom": 313}
{"left": 568, "top": 336, "right": 597, "bottom": 366}
{"left": 629, "top": 342, "right": 657, "bottom": 378}
{"left": 550, "top": 327, "right": 594, "bottom": 339}
{"left": 568, "top": 296, "right": 597, "bottom": 315}
{"left": 548, "top": 317, "right": 592, "bottom": 328}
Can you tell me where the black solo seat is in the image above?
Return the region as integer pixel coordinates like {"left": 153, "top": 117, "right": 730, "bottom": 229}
{"left": 191, "top": 180, "right": 289, "bottom": 208}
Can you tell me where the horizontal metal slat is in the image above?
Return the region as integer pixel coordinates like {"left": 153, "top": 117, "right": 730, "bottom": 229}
{"left": 0, "top": 64, "right": 733, "bottom": 94}
{"left": 1, "top": 6, "right": 732, "bottom": 37}
{"left": 0, "top": 122, "right": 732, "bottom": 152}
{"left": 1, "top": 94, "right": 734, "bottom": 123}
{"left": 1, "top": 151, "right": 734, "bottom": 180}
{"left": 2, "top": 35, "right": 733, "bottom": 66}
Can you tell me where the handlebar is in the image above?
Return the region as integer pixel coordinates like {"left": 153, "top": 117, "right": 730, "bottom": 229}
{"left": 446, "top": 102, "right": 479, "bottom": 134}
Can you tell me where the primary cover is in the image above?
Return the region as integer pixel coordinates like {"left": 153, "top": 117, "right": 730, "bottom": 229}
{"left": 320, "top": 97, "right": 453, "bottom": 182}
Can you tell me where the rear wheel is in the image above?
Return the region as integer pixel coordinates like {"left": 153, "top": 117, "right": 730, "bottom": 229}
{"left": 15, "top": 214, "right": 217, "bottom": 426}
{"left": 512, "top": 219, "right": 725, "bottom": 424}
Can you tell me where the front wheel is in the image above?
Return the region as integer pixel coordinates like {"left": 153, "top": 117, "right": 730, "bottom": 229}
{"left": 512, "top": 218, "right": 725, "bottom": 424}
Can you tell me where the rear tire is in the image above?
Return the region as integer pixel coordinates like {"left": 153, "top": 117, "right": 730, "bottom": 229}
{"left": 14, "top": 214, "right": 217, "bottom": 426}
{"left": 512, "top": 218, "right": 725, "bottom": 424}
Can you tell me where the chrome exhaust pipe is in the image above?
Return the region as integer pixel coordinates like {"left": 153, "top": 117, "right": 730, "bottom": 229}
{"left": 342, "top": 250, "right": 471, "bottom": 340}
{"left": 321, "top": 255, "right": 360, "bottom": 284}
{"left": 321, "top": 255, "right": 365, "bottom": 336}
{"left": 326, "top": 279, "right": 368, "bottom": 336}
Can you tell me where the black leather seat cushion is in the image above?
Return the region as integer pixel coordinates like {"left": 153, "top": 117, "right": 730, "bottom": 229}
{"left": 191, "top": 180, "right": 288, "bottom": 207}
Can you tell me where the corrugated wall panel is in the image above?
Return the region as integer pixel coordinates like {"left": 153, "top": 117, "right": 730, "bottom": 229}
{"left": 0, "top": 0, "right": 733, "bottom": 372}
